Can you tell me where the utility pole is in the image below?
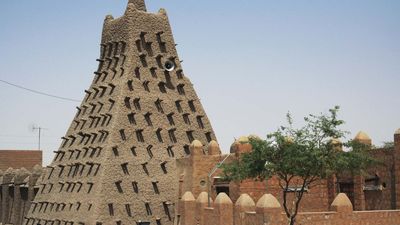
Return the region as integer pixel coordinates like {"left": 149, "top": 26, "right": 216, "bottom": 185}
{"left": 32, "top": 126, "right": 47, "bottom": 150}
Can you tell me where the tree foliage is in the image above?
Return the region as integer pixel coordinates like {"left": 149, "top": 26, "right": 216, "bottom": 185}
{"left": 222, "top": 106, "right": 375, "bottom": 225}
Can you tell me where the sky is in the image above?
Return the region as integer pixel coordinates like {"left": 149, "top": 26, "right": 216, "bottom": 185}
{"left": 0, "top": 0, "right": 399, "bottom": 166}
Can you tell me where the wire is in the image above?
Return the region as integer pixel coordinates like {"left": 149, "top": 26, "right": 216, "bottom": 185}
{"left": 0, "top": 79, "right": 81, "bottom": 102}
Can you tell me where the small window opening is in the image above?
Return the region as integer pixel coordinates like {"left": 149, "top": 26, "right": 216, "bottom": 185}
{"left": 136, "top": 129, "right": 144, "bottom": 142}
{"left": 197, "top": 116, "right": 204, "bottom": 129}
{"left": 132, "top": 181, "right": 139, "bottom": 193}
{"left": 125, "top": 204, "right": 132, "bottom": 217}
{"left": 186, "top": 131, "right": 194, "bottom": 143}
{"left": 133, "top": 98, "right": 141, "bottom": 110}
{"left": 112, "top": 146, "right": 119, "bottom": 156}
{"left": 152, "top": 181, "right": 160, "bottom": 194}
{"left": 119, "top": 129, "right": 126, "bottom": 141}
{"left": 155, "top": 99, "right": 164, "bottom": 113}
{"left": 121, "top": 163, "right": 129, "bottom": 175}
{"left": 131, "top": 146, "right": 137, "bottom": 156}
{"left": 175, "top": 100, "right": 183, "bottom": 113}
{"left": 124, "top": 97, "right": 131, "bottom": 109}
{"left": 128, "top": 113, "right": 136, "bottom": 125}
{"left": 144, "top": 112, "right": 153, "bottom": 126}
{"left": 87, "top": 182, "right": 94, "bottom": 193}
{"left": 177, "top": 84, "right": 185, "bottom": 95}
{"left": 160, "top": 161, "right": 168, "bottom": 174}
{"left": 156, "top": 128, "right": 163, "bottom": 143}
{"left": 167, "top": 113, "right": 175, "bottom": 126}
{"left": 147, "top": 145, "right": 153, "bottom": 158}
{"left": 115, "top": 181, "right": 123, "bottom": 193}
{"left": 183, "top": 145, "right": 190, "bottom": 155}
{"left": 139, "top": 53, "right": 147, "bottom": 67}
{"left": 158, "top": 82, "right": 167, "bottom": 93}
{"left": 205, "top": 132, "right": 212, "bottom": 142}
{"left": 127, "top": 80, "right": 134, "bottom": 91}
{"left": 108, "top": 84, "right": 116, "bottom": 95}
{"left": 188, "top": 100, "right": 196, "bottom": 112}
{"left": 145, "top": 202, "right": 152, "bottom": 215}
{"left": 134, "top": 67, "right": 141, "bottom": 80}
{"left": 150, "top": 67, "right": 157, "bottom": 78}
{"left": 168, "top": 129, "right": 177, "bottom": 143}
{"left": 142, "top": 162, "right": 149, "bottom": 175}
{"left": 167, "top": 146, "right": 175, "bottom": 157}
{"left": 108, "top": 203, "right": 114, "bottom": 216}
{"left": 183, "top": 113, "right": 191, "bottom": 125}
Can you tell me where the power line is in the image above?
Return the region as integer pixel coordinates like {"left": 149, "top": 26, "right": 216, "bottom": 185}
{"left": 0, "top": 79, "right": 81, "bottom": 102}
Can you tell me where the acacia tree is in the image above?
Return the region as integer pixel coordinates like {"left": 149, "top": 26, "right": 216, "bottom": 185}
{"left": 223, "top": 106, "right": 374, "bottom": 225}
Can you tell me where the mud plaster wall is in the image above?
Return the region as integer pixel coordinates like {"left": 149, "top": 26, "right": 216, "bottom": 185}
{"left": 24, "top": 1, "right": 216, "bottom": 225}
{"left": 0, "top": 166, "right": 42, "bottom": 225}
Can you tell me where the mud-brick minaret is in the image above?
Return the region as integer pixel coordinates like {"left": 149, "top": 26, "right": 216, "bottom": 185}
{"left": 24, "top": 1, "right": 217, "bottom": 224}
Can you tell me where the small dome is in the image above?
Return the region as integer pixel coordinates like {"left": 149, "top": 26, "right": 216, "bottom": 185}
{"left": 395, "top": 128, "right": 400, "bottom": 135}
{"left": 354, "top": 131, "right": 371, "bottom": 141}
{"left": 238, "top": 136, "right": 249, "bottom": 143}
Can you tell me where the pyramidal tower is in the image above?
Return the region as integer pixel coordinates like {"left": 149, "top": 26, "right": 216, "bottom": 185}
{"left": 25, "top": 1, "right": 216, "bottom": 224}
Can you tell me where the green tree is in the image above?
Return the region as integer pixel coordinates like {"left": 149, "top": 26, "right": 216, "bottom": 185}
{"left": 223, "top": 106, "right": 375, "bottom": 225}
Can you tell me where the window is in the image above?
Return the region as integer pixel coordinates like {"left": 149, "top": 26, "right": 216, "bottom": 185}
{"left": 167, "top": 113, "right": 175, "bottom": 126}
{"left": 144, "top": 113, "right": 152, "bottom": 126}
{"left": 175, "top": 100, "right": 182, "bottom": 113}
{"left": 156, "top": 128, "right": 163, "bottom": 143}
{"left": 155, "top": 99, "right": 164, "bottom": 113}
{"left": 142, "top": 81, "right": 150, "bottom": 92}
{"left": 183, "top": 113, "right": 191, "bottom": 125}
{"left": 136, "top": 130, "right": 144, "bottom": 142}
{"left": 133, "top": 98, "right": 141, "bottom": 110}
{"left": 188, "top": 100, "right": 196, "bottom": 112}
{"left": 177, "top": 84, "right": 185, "bottom": 95}
{"left": 168, "top": 129, "right": 177, "bottom": 143}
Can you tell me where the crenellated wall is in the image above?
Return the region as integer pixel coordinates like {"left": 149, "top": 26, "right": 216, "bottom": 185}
{"left": 0, "top": 165, "right": 42, "bottom": 225}
{"left": 178, "top": 129, "right": 400, "bottom": 215}
{"left": 178, "top": 191, "right": 400, "bottom": 225}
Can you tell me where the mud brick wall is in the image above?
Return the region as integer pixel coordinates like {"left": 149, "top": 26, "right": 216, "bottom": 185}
{"left": 0, "top": 166, "right": 42, "bottom": 225}
{"left": 179, "top": 191, "right": 400, "bottom": 225}
{"left": 0, "top": 150, "right": 42, "bottom": 171}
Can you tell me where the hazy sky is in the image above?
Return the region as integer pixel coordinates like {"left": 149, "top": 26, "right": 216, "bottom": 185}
{"left": 0, "top": 0, "right": 399, "bottom": 166}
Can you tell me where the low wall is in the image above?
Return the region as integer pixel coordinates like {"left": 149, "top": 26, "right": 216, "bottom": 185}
{"left": 0, "top": 166, "right": 42, "bottom": 225}
{"left": 179, "top": 191, "right": 400, "bottom": 225}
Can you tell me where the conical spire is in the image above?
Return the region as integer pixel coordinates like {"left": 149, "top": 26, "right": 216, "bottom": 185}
{"left": 128, "top": 0, "right": 147, "bottom": 11}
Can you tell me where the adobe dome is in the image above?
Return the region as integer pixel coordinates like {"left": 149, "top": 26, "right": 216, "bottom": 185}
{"left": 354, "top": 131, "right": 371, "bottom": 141}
